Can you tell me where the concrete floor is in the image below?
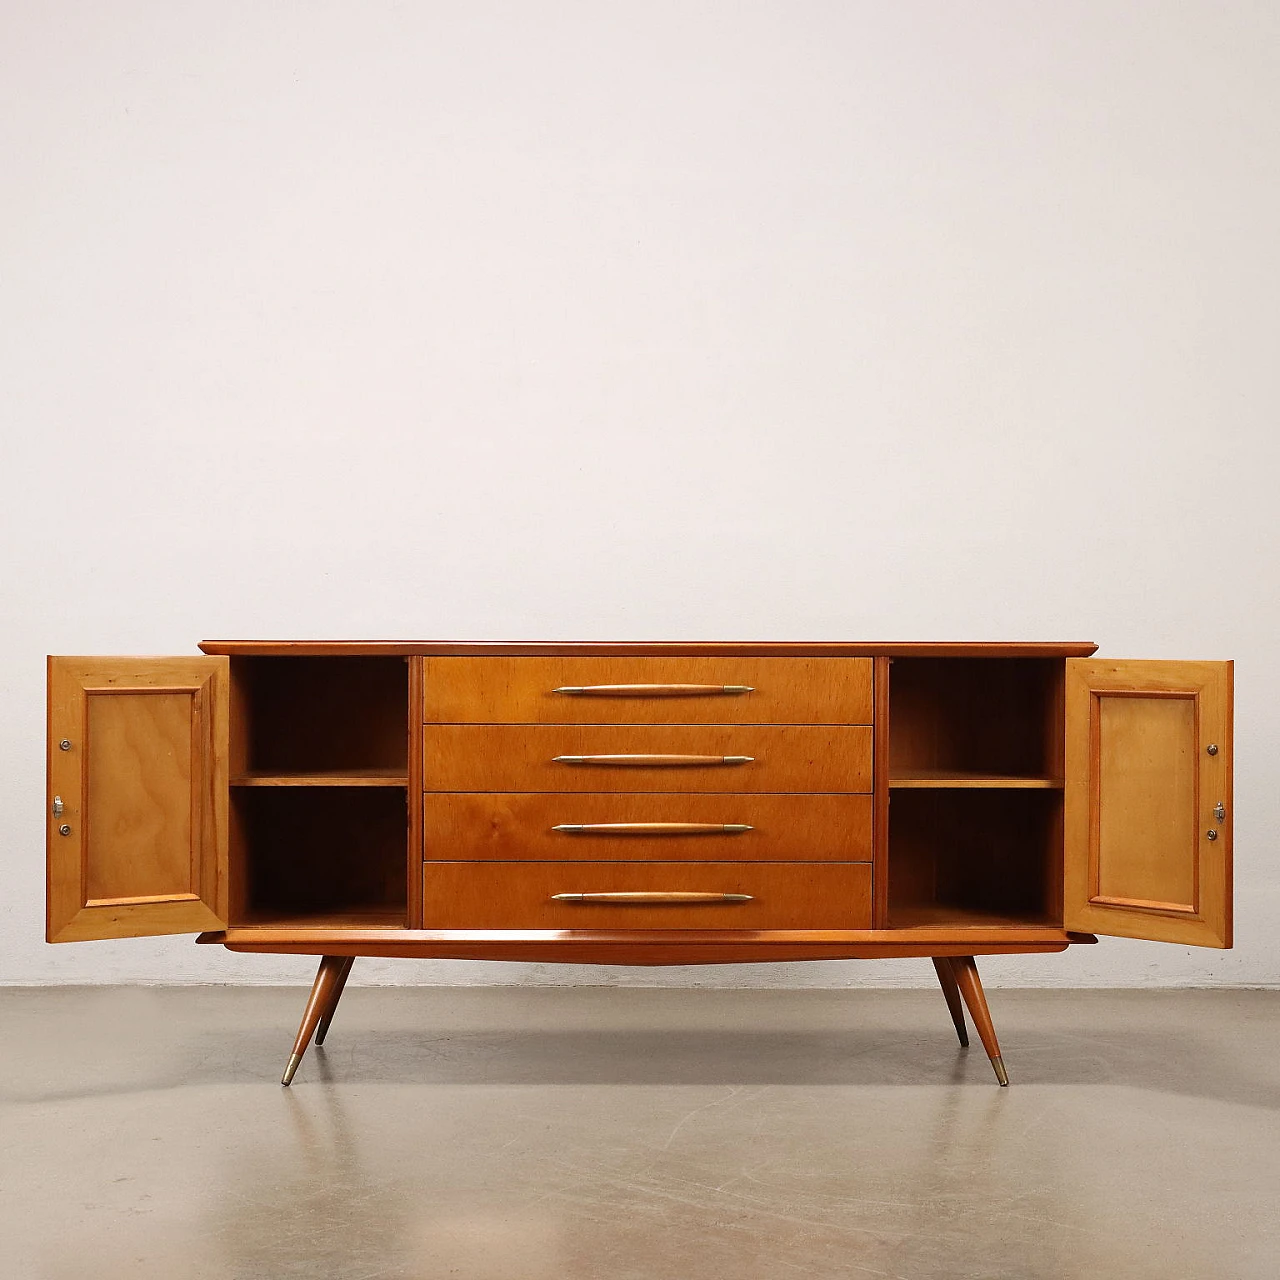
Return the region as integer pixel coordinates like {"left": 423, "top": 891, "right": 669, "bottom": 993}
{"left": 1, "top": 986, "right": 1276, "bottom": 1280}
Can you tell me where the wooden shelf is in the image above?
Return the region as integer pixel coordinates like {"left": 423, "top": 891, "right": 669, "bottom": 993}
{"left": 231, "top": 769, "right": 408, "bottom": 788}
{"left": 888, "top": 903, "right": 1062, "bottom": 930}
{"left": 889, "top": 770, "right": 1064, "bottom": 790}
{"left": 233, "top": 907, "right": 407, "bottom": 929}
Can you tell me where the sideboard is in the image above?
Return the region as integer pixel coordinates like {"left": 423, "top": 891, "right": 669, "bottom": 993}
{"left": 45, "top": 641, "right": 1233, "bottom": 1085}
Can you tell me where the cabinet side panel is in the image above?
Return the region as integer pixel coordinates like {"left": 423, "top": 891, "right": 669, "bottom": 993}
{"left": 872, "top": 657, "right": 891, "bottom": 927}
{"left": 408, "top": 656, "right": 423, "bottom": 928}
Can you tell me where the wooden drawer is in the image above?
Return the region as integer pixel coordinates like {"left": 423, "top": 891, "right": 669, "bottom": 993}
{"left": 423, "top": 657, "right": 873, "bottom": 724}
{"left": 423, "top": 793, "right": 873, "bottom": 861}
{"left": 421, "top": 861, "right": 873, "bottom": 929}
{"left": 422, "top": 725, "right": 873, "bottom": 793}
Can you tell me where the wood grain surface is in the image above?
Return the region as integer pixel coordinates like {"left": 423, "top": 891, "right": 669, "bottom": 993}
{"left": 47, "top": 656, "right": 228, "bottom": 942}
{"left": 422, "top": 724, "right": 872, "bottom": 793}
{"left": 422, "top": 656, "right": 873, "bottom": 723}
{"left": 201, "top": 641, "right": 1101, "bottom": 658}
{"left": 1064, "top": 658, "right": 1232, "bottom": 947}
{"left": 421, "top": 861, "right": 873, "bottom": 929}
{"left": 421, "top": 792, "right": 872, "bottom": 862}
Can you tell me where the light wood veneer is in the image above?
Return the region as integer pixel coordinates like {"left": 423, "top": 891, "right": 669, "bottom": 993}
{"left": 423, "top": 655, "right": 873, "bottom": 723}
{"left": 422, "top": 792, "right": 873, "bottom": 862}
{"left": 422, "top": 724, "right": 873, "bottom": 793}
{"left": 421, "top": 861, "right": 874, "bottom": 930}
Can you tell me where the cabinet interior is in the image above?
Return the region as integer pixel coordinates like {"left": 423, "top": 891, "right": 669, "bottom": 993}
{"left": 230, "top": 656, "right": 409, "bottom": 779}
{"left": 886, "top": 659, "right": 1065, "bottom": 928}
{"left": 228, "top": 657, "right": 410, "bottom": 927}
{"left": 231, "top": 788, "right": 408, "bottom": 926}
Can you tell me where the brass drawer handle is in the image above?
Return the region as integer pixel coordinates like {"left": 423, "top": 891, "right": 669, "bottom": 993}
{"left": 554, "top": 683, "right": 753, "bottom": 697}
{"left": 553, "top": 822, "right": 752, "bottom": 835}
{"left": 551, "top": 891, "right": 753, "bottom": 904}
{"left": 553, "top": 754, "right": 754, "bottom": 767}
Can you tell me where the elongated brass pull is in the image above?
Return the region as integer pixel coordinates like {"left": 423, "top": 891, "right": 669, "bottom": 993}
{"left": 553, "top": 683, "right": 753, "bottom": 696}
{"left": 552, "top": 822, "right": 753, "bottom": 835}
{"left": 551, "top": 891, "right": 753, "bottom": 904}
{"left": 553, "top": 753, "right": 754, "bottom": 767}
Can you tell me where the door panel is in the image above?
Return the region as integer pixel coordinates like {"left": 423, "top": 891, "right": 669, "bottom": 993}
{"left": 47, "top": 657, "right": 229, "bottom": 942}
{"left": 1064, "top": 659, "right": 1231, "bottom": 947}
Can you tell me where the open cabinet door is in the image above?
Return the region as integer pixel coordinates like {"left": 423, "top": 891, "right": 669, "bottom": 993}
{"left": 47, "top": 657, "right": 229, "bottom": 942}
{"left": 1065, "top": 659, "right": 1232, "bottom": 948}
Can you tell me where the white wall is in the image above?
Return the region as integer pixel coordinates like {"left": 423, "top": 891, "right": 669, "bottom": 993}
{"left": 2, "top": 1, "right": 1277, "bottom": 988}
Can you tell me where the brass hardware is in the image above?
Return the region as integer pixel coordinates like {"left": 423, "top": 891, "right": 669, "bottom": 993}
{"left": 1207, "top": 829, "right": 1218, "bottom": 841}
{"left": 52, "top": 796, "right": 64, "bottom": 817}
{"left": 553, "top": 753, "right": 754, "bottom": 767}
{"left": 1206, "top": 744, "right": 1219, "bottom": 756}
{"left": 551, "top": 891, "right": 753, "bottom": 904}
{"left": 281, "top": 1053, "right": 302, "bottom": 1086}
{"left": 553, "top": 683, "right": 754, "bottom": 697}
{"left": 552, "top": 822, "right": 753, "bottom": 835}
{"left": 1214, "top": 802, "right": 1226, "bottom": 821}
{"left": 59, "top": 739, "right": 71, "bottom": 751}
{"left": 991, "top": 1056, "right": 1009, "bottom": 1087}
{"left": 58, "top": 824, "right": 71, "bottom": 837}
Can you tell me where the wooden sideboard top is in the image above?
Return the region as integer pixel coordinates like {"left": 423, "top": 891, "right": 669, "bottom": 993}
{"left": 198, "top": 640, "right": 1100, "bottom": 658}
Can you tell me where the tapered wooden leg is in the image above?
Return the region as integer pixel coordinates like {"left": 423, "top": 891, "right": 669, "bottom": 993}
{"left": 282, "top": 956, "right": 348, "bottom": 1086}
{"left": 314, "top": 956, "right": 355, "bottom": 1047}
{"left": 931, "top": 957, "right": 969, "bottom": 1047}
{"left": 949, "top": 956, "right": 1008, "bottom": 1086}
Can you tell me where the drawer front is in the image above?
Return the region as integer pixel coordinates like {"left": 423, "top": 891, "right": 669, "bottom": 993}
{"left": 422, "top": 725, "right": 873, "bottom": 793}
{"left": 423, "top": 793, "right": 873, "bottom": 862}
{"left": 423, "top": 657, "right": 873, "bottom": 724}
{"left": 421, "top": 861, "right": 873, "bottom": 929}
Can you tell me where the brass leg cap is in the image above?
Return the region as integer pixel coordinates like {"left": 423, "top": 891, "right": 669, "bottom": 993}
{"left": 991, "top": 1056, "right": 1009, "bottom": 1087}
{"left": 281, "top": 1053, "right": 303, "bottom": 1086}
